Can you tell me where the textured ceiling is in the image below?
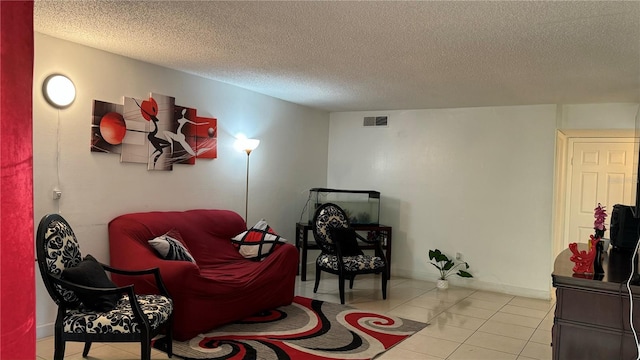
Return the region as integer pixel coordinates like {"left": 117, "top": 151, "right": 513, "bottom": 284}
{"left": 34, "top": 1, "right": 640, "bottom": 112}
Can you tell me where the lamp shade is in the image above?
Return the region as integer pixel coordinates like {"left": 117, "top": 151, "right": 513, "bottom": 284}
{"left": 42, "top": 74, "right": 76, "bottom": 109}
{"left": 234, "top": 136, "right": 260, "bottom": 154}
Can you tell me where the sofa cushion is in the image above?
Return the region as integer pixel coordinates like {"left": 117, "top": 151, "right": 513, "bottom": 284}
{"left": 63, "top": 294, "right": 172, "bottom": 334}
{"left": 148, "top": 229, "right": 196, "bottom": 263}
{"left": 231, "top": 219, "right": 287, "bottom": 261}
{"left": 61, "top": 254, "right": 120, "bottom": 312}
{"left": 317, "top": 253, "right": 385, "bottom": 272}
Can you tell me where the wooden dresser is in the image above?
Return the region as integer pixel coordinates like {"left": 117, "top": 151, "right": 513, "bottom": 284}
{"left": 552, "top": 246, "right": 640, "bottom": 359}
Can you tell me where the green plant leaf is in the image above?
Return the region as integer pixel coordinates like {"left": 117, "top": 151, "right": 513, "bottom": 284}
{"left": 443, "top": 260, "right": 454, "bottom": 271}
{"left": 430, "top": 249, "right": 450, "bottom": 262}
{"left": 457, "top": 270, "right": 473, "bottom": 278}
{"left": 430, "top": 262, "right": 443, "bottom": 271}
{"left": 428, "top": 250, "right": 438, "bottom": 260}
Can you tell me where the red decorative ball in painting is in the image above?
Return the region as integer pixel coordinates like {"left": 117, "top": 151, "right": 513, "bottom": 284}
{"left": 140, "top": 98, "right": 158, "bottom": 121}
{"left": 99, "top": 112, "right": 126, "bottom": 145}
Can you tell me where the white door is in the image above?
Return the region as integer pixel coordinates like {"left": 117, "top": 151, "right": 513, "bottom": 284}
{"left": 565, "top": 139, "right": 635, "bottom": 248}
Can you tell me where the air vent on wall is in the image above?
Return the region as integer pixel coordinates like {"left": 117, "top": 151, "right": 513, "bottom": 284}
{"left": 363, "top": 116, "right": 388, "bottom": 127}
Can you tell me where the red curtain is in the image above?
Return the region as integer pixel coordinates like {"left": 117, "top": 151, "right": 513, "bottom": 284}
{"left": 0, "top": 1, "right": 35, "bottom": 359}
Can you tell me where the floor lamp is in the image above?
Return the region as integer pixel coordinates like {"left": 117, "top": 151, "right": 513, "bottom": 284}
{"left": 235, "top": 137, "right": 260, "bottom": 223}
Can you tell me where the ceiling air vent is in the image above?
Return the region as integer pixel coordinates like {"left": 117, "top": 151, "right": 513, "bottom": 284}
{"left": 363, "top": 116, "right": 388, "bottom": 127}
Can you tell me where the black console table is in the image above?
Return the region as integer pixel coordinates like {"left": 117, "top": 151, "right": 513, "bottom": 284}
{"left": 552, "top": 245, "right": 640, "bottom": 359}
{"left": 295, "top": 222, "right": 392, "bottom": 281}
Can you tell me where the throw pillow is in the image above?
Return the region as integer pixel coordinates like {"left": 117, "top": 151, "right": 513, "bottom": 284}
{"left": 329, "top": 227, "right": 364, "bottom": 257}
{"left": 148, "top": 229, "right": 196, "bottom": 263}
{"left": 231, "top": 219, "right": 287, "bottom": 261}
{"left": 61, "top": 254, "right": 119, "bottom": 312}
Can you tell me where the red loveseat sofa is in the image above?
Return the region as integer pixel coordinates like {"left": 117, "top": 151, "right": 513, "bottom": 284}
{"left": 108, "top": 209, "right": 298, "bottom": 341}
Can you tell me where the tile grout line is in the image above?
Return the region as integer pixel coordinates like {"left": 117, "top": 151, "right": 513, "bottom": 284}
{"left": 445, "top": 292, "right": 555, "bottom": 359}
{"left": 453, "top": 292, "right": 512, "bottom": 359}
{"left": 441, "top": 292, "right": 552, "bottom": 359}
{"left": 443, "top": 290, "right": 511, "bottom": 360}
{"left": 504, "top": 297, "right": 549, "bottom": 360}
{"left": 410, "top": 287, "right": 470, "bottom": 360}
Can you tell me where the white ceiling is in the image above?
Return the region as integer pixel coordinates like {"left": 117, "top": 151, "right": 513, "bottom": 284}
{"left": 34, "top": 1, "right": 640, "bottom": 112}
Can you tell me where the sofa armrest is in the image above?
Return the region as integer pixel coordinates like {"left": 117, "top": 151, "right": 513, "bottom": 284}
{"left": 111, "top": 254, "right": 200, "bottom": 295}
{"left": 109, "top": 221, "right": 200, "bottom": 294}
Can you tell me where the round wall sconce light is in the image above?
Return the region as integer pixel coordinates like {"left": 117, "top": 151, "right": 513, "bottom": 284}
{"left": 42, "top": 74, "right": 76, "bottom": 109}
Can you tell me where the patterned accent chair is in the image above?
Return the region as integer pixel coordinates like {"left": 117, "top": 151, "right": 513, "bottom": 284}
{"left": 36, "top": 214, "right": 174, "bottom": 360}
{"left": 312, "top": 203, "right": 388, "bottom": 304}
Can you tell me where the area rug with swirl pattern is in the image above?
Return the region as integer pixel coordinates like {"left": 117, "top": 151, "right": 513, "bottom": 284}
{"left": 153, "top": 296, "right": 427, "bottom": 360}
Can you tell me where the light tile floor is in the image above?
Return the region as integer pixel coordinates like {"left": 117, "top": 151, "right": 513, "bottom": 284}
{"left": 36, "top": 273, "right": 555, "bottom": 360}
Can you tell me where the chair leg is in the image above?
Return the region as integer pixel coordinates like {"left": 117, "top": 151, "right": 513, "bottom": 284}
{"left": 53, "top": 323, "right": 65, "bottom": 360}
{"left": 381, "top": 270, "right": 388, "bottom": 300}
{"left": 141, "top": 336, "right": 151, "bottom": 360}
{"left": 82, "top": 342, "right": 92, "bottom": 357}
{"left": 53, "top": 337, "right": 65, "bottom": 360}
{"left": 339, "top": 274, "right": 346, "bottom": 304}
{"left": 313, "top": 264, "right": 322, "bottom": 293}
{"left": 166, "top": 325, "right": 173, "bottom": 358}
{"left": 349, "top": 274, "right": 356, "bottom": 289}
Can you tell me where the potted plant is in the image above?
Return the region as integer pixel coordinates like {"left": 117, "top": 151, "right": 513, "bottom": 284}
{"left": 428, "top": 249, "right": 473, "bottom": 289}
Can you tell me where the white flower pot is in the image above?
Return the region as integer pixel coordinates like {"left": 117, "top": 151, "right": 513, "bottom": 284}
{"left": 437, "top": 279, "right": 449, "bottom": 289}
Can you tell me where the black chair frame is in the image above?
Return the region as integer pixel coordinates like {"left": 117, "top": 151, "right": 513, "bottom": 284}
{"left": 36, "top": 214, "right": 173, "bottom": 360}
{"left": 312, "top": 203, "right": 388, "bottom": 304}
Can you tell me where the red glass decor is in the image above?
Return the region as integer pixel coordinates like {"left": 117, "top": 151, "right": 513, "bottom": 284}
{"left": 569, "top": 238, "right": 600, "bottom": 275}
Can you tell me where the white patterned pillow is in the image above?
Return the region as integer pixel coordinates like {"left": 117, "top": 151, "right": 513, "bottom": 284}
{"left": 148, "top": 230, "right": 196, "bottom": 263}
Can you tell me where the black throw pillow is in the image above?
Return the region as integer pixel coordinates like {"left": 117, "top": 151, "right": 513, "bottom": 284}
{"left": 62, "top": 254, "right": 119, "bottom": 312}
{"left": 329, "top": 227, "right": 363, "bottom": 257}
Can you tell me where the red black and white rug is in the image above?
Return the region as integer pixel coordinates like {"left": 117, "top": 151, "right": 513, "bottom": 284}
{"left": 153, "top": 296, "right": 428, "bottom": 360}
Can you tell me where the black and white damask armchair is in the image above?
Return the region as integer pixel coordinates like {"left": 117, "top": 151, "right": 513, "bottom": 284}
{"left": 36, "top": 214, "right": 174, "bottom": 360}
{"left": 312, "top": 203, "right": 388, "bottom": 304}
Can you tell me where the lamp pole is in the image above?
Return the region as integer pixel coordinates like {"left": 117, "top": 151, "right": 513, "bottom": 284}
{"left": 245, "top": 148, "right": 252, "bottom": 223}
{"left": 235, "top": 137, "right": 259, "bottom": 224}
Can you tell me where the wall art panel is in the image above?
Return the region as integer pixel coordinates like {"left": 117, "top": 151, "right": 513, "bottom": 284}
{"left": 90, "top": 92, "right": 218, "bottom": 170}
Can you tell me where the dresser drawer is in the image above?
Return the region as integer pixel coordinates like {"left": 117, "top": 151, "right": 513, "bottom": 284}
{"left": 556, "top": 287, "right": 630, "bottom": 330}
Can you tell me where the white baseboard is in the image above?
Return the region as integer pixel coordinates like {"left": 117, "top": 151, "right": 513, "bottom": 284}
{"left": 393, "top": 268, "right": 551, "bottom": 300}
{"left": 37, "top": 323, "right": 54, "bottom": 339}
{"left": 303, "top": 260, "right": 552, "bottom": 299}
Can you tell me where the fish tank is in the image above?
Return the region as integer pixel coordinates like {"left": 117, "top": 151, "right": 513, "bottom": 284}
{"left": 309, "top": 188, "right": 380, "bottom": 225}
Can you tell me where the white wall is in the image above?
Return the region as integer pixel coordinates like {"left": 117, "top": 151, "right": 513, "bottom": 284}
{"left": 326, "top": 104, "right": 639, "bottom": 299}
{"left": 560, "top": 103, "right": 638, "bottom": 129}
{"left": 328, "top": 106, "right": 558, "bottom": 298}
{"left": 33, "top": 33, "right": 329, "bottom": 337}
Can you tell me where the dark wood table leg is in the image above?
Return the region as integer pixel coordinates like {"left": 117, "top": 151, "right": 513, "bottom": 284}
{"left": 301, "top": 227, "right": 308, "bottom": 281}
{"left": 385, "top": 228, "right": 392, "bottom": 278}
{"left": 295, "top": 223, "right": 301, "bottom": 276}
{"left": 296, "top": 223, "right": 309, "bottom": 281}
